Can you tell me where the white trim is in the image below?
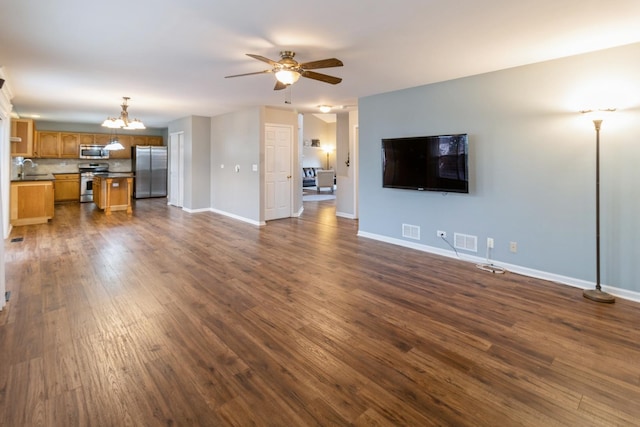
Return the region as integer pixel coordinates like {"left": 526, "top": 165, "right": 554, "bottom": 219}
{"left": 182, "top": 207, "right": 210, "bottom": 214}
{"left": 209, "top": 208, "right": 265, "bottom": 227}
{"left": 336, "top": 211, "right": 357, "bottom": 219}
{"left": 357, "top": 230, "right": 640, "bottom": 303}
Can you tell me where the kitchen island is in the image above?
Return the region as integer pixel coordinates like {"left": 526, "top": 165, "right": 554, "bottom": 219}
{"left": 93, "top": 173, "right": 134, "bottom": 215}
{"left": 10, "top": 173, "right": 56, "bottom": 226}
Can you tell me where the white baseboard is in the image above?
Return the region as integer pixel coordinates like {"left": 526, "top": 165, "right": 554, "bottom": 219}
{"left": 209, "top": 208, "right": 265, "bottom": 227}
{"left": 336, "top": 211, "right": 357, "bottom": 219}
{"left": 357, "top": 230, "right": 640, "bottom": 303}
{"left": 182, "top": 207, "right": 210, "bottom": 214}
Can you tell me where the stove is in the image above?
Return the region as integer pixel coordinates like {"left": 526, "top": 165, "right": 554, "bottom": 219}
{"left": 78, "top": 162, "right": 109, "bottom": 202}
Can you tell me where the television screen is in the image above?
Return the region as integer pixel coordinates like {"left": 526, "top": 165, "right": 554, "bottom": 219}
{"left": 382, "top": 134, "right": 468, "bottom": 193}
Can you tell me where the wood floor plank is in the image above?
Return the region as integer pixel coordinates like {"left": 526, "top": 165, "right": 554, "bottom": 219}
{"left": 1, "top": 198, "right": 640, "bottom": 426}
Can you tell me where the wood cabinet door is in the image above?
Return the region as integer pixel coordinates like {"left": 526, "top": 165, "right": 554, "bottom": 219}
{"left": 60, "top": 133, "right": 80, "bottom": 158}
{"left": 36, "top": 132, "right": 61, "bottom": 158}
{"left": 79, "top": 133, "right": 95, "bottom": 145}
{"left": 10, "top": 119, "right": 34, "bottom": 157}
{"left": 54, "top": 174, "right": 80, "bottom": 202}
{"left": 147, "top": 136, "right": 163, "bottom": 146}
{"left": 131, "top": 135, "right": 148, "bottom": 147}
{"left": 93, "top": 134, "right": 111, "bottom": 146}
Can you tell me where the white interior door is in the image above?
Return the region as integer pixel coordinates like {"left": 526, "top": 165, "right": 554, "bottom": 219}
{"left": 265, "top": 124, "right": 292, "bottom": 221}
{"left": 169, "top": 131, "right": 184, "bottom": 207}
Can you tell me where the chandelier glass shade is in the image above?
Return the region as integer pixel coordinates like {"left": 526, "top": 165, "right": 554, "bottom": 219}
{"left": 101, "top": 97, "right": 145, "bottom": 130}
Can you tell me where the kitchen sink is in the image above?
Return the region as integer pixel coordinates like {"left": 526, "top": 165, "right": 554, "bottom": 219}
{"left": 25, "top": 173, "right": 48, "bottom": 176}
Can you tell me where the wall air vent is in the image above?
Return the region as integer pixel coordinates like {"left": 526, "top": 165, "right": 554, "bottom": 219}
{"left": 454, "top": 233, "right": 477, "bottom": 252}
{"left": 402, "top": 224, "right": 420, "bottom": 240}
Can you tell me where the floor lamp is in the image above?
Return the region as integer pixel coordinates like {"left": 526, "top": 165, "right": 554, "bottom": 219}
{"left": 582, "top": 109, "right": 616, "bottom": 303}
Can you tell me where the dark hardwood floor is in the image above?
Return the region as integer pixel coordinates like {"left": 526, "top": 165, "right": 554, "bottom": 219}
{"left": 2, "top": 198, "right": 639, "bottom": 426}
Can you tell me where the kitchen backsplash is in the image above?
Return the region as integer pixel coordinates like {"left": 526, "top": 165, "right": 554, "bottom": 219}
{"left": 12, "top": 158, "right": 133, "bottom": 178}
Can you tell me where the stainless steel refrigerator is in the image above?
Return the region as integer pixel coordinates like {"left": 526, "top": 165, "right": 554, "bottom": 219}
{"left": 133, "top": 145, "right": 168, "bottom": 198}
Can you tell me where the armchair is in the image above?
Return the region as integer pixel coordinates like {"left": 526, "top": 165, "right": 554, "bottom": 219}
{"left": 316, "top": 170, "right": 335, "bottom": 192}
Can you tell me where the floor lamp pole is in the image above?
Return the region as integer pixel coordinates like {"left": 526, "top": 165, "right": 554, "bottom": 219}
{"left": 583, "top": 118, "right": 615, "bottom": 303}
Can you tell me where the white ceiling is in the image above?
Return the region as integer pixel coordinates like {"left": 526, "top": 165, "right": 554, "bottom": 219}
{"left": 2, "top": 0, "right": 640, "bottom": 128}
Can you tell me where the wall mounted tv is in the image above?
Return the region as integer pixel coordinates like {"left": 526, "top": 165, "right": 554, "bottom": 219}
{"left": 382, "top": 134, "right": 469, "bottom": 193}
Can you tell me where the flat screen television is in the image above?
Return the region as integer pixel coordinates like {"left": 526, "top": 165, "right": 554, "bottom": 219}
{"left": 382, "top": 134, "right": 469, "bottom": 193}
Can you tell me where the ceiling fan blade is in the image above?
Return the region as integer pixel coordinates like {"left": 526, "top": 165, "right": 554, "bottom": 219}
{"left": 299, "top": 58, "right": 343, "bottom": 70}
{"left": 274, "top": 80, "right": 288, "bottom": 91}
{"left": 246, "top": 54, "right": 279, "bottom": 66}
{"left": 225, "top": 69, "right": 273, "bottom": 78}
{"left": 301, "top": 70, "right": 342, "bottom": 85}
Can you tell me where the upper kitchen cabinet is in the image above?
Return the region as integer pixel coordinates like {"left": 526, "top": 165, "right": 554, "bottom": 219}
{"left": 108, "top": 135, "right": 132, "bottom": 159}
{"left": 35, "top": 131, "right": 81, "bottom": 158}
{"left": 60, "top": 133, "right": 81, "bottom": 158}
{"left": 35, "top": 131, "right": 61, "bottom": 158}
{"left": 10, "top": 119, "right": 34, "bottom": 157}
{"left": 79, "top": 133, "right": 95, "bottom": 145}
{"left": 147, "top": 136, "right": 163, "bottom": 146}
{"left": 131, "top": 135, "right": 163, "bottom": 146}
{"left": 94, "top": 133, "right": 111, "bottom": 146}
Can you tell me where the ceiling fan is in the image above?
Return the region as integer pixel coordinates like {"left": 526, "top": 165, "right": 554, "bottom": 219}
{"left": 225, "top": 51, "right": 343, "bottom": 90}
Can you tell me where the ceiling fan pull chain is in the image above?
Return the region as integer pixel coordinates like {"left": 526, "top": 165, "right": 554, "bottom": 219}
{"left": 284, "top": 86, "right": 292, "bottom": 105}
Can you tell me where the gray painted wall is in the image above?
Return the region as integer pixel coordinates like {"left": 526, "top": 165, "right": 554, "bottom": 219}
{"left": 211, "top": 107, "right": 262, "bottom": 222}
{"left": 168, "top": 116, "right": 211, "bottom": 210}
{"left": 359, "top": 43, "right": 640, "bottom": 294}
{"left": 302, "top": 114, "right": 335, "bottom": 168}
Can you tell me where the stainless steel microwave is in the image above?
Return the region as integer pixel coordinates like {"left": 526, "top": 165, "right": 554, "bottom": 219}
{"left": 79, "top": 144, "right": 109, "bottom": 159}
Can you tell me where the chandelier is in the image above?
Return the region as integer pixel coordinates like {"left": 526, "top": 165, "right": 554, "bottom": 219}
{"left": 101, "top": 96, "right": 145, "bottom": 130}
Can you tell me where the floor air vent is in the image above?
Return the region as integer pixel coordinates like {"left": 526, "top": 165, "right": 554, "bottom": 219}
{"left": 454, "top": 233, "right": 477, "bottom": 252}
{"left": 402, "top": 224, "right": 420, "bottom": 240}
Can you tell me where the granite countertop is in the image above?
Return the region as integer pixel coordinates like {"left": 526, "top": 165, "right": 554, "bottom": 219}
{"left": 93, "top": 172, "right": 135, "bottom": 178}
{"left": 11, "top": 173, "right": 56, "bottom": 182}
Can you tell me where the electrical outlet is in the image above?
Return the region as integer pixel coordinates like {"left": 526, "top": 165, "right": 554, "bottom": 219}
{"left": 487, "top": 237, "right": 494, "bottom": 249}
{"left": 510, "top": 241, "right": 518, "bottom": 253}
{"left": 437, "top": 230, "right": 447, "bottom": 238}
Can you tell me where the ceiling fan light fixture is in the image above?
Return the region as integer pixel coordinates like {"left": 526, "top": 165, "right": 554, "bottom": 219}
{"left": 275, "top": 69, "right": 300, "bottom": 85}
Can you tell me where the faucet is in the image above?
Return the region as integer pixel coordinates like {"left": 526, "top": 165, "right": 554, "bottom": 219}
{"left": 17, "top": 158, "right": 37, "bottom": 178}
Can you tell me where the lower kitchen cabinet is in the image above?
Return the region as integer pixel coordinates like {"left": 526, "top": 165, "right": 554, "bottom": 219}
{"left": 10, "top": 180, "right": 55, "bottom": 226}
{"left": 54, "top": 173, "right": 80, "bottom": 202}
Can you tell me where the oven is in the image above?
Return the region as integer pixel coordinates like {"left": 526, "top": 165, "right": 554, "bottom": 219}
{"left": 79, "top": 144, "right": 109, "bottom": 159}
{"left": 79, "top": 163, "right": 109, "bottom": 202}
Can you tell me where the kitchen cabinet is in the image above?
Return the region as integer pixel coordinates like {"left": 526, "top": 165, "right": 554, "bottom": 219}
{"left": 93, "top": 174, "right": 133, "bottom": 215}
{"left": 53, "top": 173, "right": 80, "bottom": 202}
{"left": 79, "top": 133, "right": 95, "bottom": 145}
{"left": 30, "top": 129, "right": 160, "bottom": 159}
{"left": 10, "top": 118, "right": 34, "bottom": 157}
{"left": 10, "top": 180, "right": 55, "bottom": 225}
{"left": 60, "top": 133, "right": 80, "bottom": 158}
{"left": 108, "top": 135, "right": 132, "bottom": 159}
{"left": 35, "top": 131, "right": 61, "bottom": 158}
{"left": 147, "top": 136, "right": 163, "bottom": 146}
